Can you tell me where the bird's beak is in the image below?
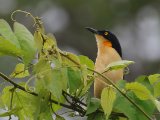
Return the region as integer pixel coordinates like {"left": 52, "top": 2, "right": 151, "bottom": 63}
{"left": 85, "top": 27, "right": 99, "bottom": 34}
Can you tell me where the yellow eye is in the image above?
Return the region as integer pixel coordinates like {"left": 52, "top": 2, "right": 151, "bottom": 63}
{"left": 104, "top": 32, "right": 108, "bottom": 35}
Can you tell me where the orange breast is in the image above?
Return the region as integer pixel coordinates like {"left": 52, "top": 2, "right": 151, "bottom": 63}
{"left": 103, "top": 41, "right": 112, "bottom": 47}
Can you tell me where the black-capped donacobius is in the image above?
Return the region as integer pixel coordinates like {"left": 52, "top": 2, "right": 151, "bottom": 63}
{"left": 86, "top": 27, "right": 123, "bottom": 98}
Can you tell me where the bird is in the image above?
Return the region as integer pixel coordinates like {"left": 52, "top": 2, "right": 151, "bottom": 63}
{"left": 86, "top": 27, "right": 123, "bottom": 98}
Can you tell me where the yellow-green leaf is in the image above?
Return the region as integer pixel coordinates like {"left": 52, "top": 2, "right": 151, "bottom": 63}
{"left": 0, "top": 19, "right": 20, "bottom": 48}
{"left": 86, "top": 98, "right": 100, "bottom": 115}
{"left": 0, "top": 52, "right": 4, "bottom": 56}
{"left": 125, "top": 82, "right": 152, "bottom": 100}
{"left": 10, "top": 63, "right": 29, "bottom": 78}
{"left": 62, "top": 52, "right": 80, "bottom": 66}
{"left": 43, "top": 34, "right": 55, "bottom": 50}
{"left": 34, "top": 31, "right": 43, "bottom": 51}
{"left": 55, "top": 115, "right": 65, "bottom": 120}
{"left": 101, "top": 86, "right": 116, "bottom": 119}
{"left": 47, "top": 33, "right": 57, "bottom": 46}
{"left": 105, "top": 60, "right": 134, "bottom": 71}
{"left": 79, "top": 55, "right": 94, "bottom": 69}
{"left": 0, "top": 36, "right": 22, "bottom": 56}
{"left": 79, "top": 55, "right": 94, "bottom": 75}
{"left": 148, "top": 74, "right": 160, "bottom": 97}
{"left": 153, "top": 99, "right": 160, "bottom": 112}
{"left": 14, "top": 22, "right": 36, "bottom": 66}
{"left": 67, "top": 67, "right": 82, "bottom": 93}
{"left": 0, "top": 107, "right": 22, "bottom": 117}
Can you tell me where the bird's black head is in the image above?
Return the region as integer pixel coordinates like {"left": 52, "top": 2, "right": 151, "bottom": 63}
{"left": 86, "top": 27, "right": 122, "bottom": 57}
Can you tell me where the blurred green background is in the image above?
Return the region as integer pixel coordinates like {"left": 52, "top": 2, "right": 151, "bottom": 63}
{"left": 0, "top": 0, "right": 160, "bottom": 81}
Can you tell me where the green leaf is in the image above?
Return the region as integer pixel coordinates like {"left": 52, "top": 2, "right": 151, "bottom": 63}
{"left": 14, "top": 22, "right": 36, "bottom": 66}
{"left": 34, "top": 90, "right": 53, "bottom": 120}
{"left": 148, "top": 74, "right": 160, "bottom": 97}
{"left": 105, "top": 60, "right": 134, "bottom": 71}
{"left": 62, "top": 52, "right": 80, "bottom": 66}
{"left": 79, "top": 55, "right": 94, "bottom": 78}
{"left": 79, "top": 55, "right": 94, "bottom": 70}
{"left": 80, "top": 79, "right": 93, "bottom": 97}
{"left": 1, "top": 86, "right": 13, "bottom": 107}
{"left": 55, "top": 115, "right": 65, "bottom": 120}
{"left": 43, "top": 34, "right": 55, "bottom": 50}
{"left": 0, "top": 107, "right": 22, "bottom": 117}
{"left": 125, "top": 82, "right": 152, "bottom": 100}
{"left": 34, "top": 69, "right": 65, "bottom": 112}
{"left": 86, "top": 98, "right": 100, "bottom": 115}
{"left": 34, "top": 58, "right": 50, "bottom": 74}
{"left": 34, "top": 32, "right": 57, "bottom": 52}
{"left": 135, "top": 75, "right": 154, "bottom": 95}
{"left": 10, "top": 63, "right": 29, "bottom": 78}
{"left": 67, "top": 67, "right": 82, "bottom": 93}
{"left": 51, "top": 95, "right": 64, "bottom": 112}
{"left": 46, "top": 68, "right": 68, "bottom": 99}
{"left": 0, "top": 19, "right": 20, "bottom": 48}
{"left": 101, "top": 86, "right": 116, "bottom": 119}
{"left": 114, "top": 91, "right": 137, "bottom": 120}
{"left": 115, "top": 81, "right": 155, "bottom": 120}
{"left": 0, "top": 52, "right": 4, "bottom": 55}
{"left": 153, "top": 99, "right": 160, "bottom": 112}
{"left": 34, "top": 31, "right": 43, "bottom": 51}
{"left": 119, "top": 117, "right": 128, "bottom": 120}
{"left": 134, "top": 76, "right": 156, "bottom": 115}
{"left": 134, "top": 97, "right": 155, "bottom": 120}
{"left": 87, "top": 112, "right": 106, "bottom": 120}
{"left": 0, "top": 36, "right": 22, "bottom": 56}
{"left": 116, "top": 79, "right": 127, "bottom": 89}
{"left": 1, "top": 84, "right": 40, "bottom": 120}
{"left": 47, "top": 33, "right": 57, "bottom": 46}
{"left": 34, "top": 59, "right": 67, "bottom": 99}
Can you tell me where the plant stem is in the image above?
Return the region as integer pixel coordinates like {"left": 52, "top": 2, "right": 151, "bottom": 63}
{"left": 60, "top": 51, "right": 152, "bottom": 120}
{"left": 87, "top": 68, "right": 153, "bottom": 120}
{"left": 8, "top": 87, "right": 15, "bottom": 120}
{"left": 0, "top": 51, "right": 148, "bottom": 118}
{"left": 62, "top": 90, "right": 87, "bottom": 107}
{"left": 0, "top": 71, "right": 126, "bottom": 118}
{"left": 0, "top": 72, "right": 85, "bottom": 115}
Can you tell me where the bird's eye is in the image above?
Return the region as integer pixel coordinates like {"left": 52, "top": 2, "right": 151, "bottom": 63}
{"left": 104, "top": 32, "right": 108, "bottom": 35}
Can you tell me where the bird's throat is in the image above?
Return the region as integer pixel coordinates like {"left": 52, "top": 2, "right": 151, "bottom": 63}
{"left": 103, "top": 41, "right": 112, "bottom": 47}
{"left": 95, "top": 35, "right": 112, "bottom": 48}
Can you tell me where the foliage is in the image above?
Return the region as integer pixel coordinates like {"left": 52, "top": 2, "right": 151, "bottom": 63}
{"left": 101, "top": 86, "right": 116, "bottom": 119}
{"left": 0, "top": 11, "right": 160, "bottom": 120}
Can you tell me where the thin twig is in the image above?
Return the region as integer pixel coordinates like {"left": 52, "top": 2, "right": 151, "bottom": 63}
{"left": 62, "top": 91, "right": 72, "bottom": 104}
{"left": 0, "top": 72, "right": 85, "bottom": 116}
{"left": 60, "top": 51, "right": 153, "bottom": 120}
{"left": 62, "top": 90, "right": 87, "bottom": 107}
{"left": 0, "top": 51, "right": 144, "bottom": 118}
{"left": 11, "top": 10, "right": 36, "bottom": 22}
{"left": 8, "top": 87, "right": 15, "bottom": 120}
{"left": 0, "top": 71, "right": 126, "bottom": 117}
{"left": 87, "top": 68, "right": 153, "bottom": 120}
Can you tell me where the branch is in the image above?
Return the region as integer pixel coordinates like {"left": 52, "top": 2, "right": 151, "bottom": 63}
{"left": 0, "top": 71, "right": 127, "bottom": 118}
{"left": 0, "top": 70, "right": 128, "bottom": 118}
{"left": 60, "top": 51, "right": 152, "bottom": 120}
{"left": 87, "top": 68, "right": 152, "bottom": 120}
{"left": 9, "top": 87, "right": 15, "bottom": 120}
{"left": 62, "top": 90, "right": 87, "bottom": 107}
{"left": 0, "top": 72, "right": 85, "bottom": 116}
